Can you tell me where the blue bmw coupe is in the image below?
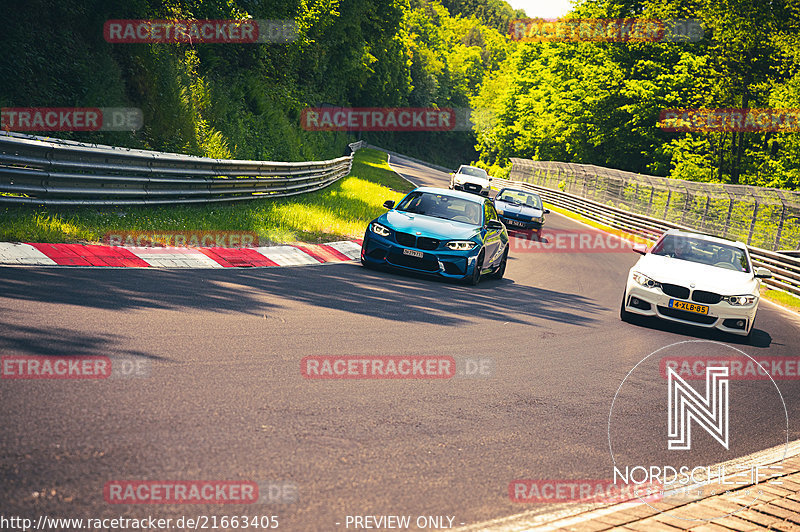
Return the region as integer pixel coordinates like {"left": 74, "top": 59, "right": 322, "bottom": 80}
{"left": 361, "top": 187, "right": 509, "bottom": 284}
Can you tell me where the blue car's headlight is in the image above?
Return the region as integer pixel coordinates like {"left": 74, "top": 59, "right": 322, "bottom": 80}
{"left": 446, "top": 240, "right": 477, "bottom": 251}
{"left": 370, "top": 222, "right": 391, "bottom": 237}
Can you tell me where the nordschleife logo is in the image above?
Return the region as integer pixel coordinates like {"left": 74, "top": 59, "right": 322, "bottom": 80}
{"left": 667, "top": 366, "right": 729, "bottom": 450}
{"left": 607, "top": 340, "right": 789, "bottom": 522}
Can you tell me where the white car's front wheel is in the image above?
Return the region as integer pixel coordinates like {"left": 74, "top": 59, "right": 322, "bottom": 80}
{"left": 620, "top": 291, "right": 635, "bottom": 323}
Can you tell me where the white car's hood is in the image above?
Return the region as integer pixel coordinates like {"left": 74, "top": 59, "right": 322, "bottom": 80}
{"left": 634, "top": 253, "right": 758, "bottom": 295}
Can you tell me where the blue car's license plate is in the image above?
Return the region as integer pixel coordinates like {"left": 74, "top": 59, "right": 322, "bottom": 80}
{"left": 402, "top": 248, "right": 424, "bottom": 258}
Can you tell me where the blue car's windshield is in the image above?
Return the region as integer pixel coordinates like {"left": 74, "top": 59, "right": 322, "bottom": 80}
{"left": 496, "top": 189, "right": 542, "bottom": 209}
{"left": 397, "top": 191, "right": 482, "bottom": 225}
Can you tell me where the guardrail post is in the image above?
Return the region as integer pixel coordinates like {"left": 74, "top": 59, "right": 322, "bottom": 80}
{"left": 663, "top": 188, "right": 672, "bottom": 220}
{"left": 746, "top": 200, "right": 759, "bottom": 245}
{"left": 679, "top": 188, "right": 690, "bottom": 224}
{"left": 722, "top": 196, "right": 735, "bottom": 238}
{"left": 700, "top": 195, "right": 710, "bottom": 229}
{"left": 773, "top": 203, "right": 786, "bottom": 249}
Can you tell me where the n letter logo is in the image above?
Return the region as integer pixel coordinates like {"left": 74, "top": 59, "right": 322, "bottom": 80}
{"left": 668, "top": 366, "right": 729, "bottom": 450}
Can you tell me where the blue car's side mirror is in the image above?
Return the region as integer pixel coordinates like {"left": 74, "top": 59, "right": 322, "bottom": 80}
{"left": 383, "top": 200, "right": 395, "bottom": 209}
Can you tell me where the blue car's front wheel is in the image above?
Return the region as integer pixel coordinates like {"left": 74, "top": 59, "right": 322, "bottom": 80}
{"left": 465, "top": 251, "right": 484, "bottom": 286}
{"left": 489, "top": 246, "right": 508, "bottom": 280}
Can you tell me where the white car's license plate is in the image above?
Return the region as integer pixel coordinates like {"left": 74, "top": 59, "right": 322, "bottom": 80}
{"left": 506, "top": 219, "right": 526, "bottom": 227}
{"left": 669, "top": 299, "right": 709, "bottom": 315}
{"left": 402, "top": 248, "right": 424, "bottom": 258}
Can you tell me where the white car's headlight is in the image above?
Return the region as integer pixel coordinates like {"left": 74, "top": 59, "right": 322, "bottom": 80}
{"left": 370, "top": 222, "right": 391, "bottom": 237}
{"left": 446, "top": 240, "right": 477, "bottom": 251}
{"left": 724, "top": 294, "right": 756, "bottom": 306}
{"left": 632, "top": 271, "right": 661, "bottom": 289}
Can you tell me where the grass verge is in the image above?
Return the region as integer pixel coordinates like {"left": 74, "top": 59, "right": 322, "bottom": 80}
{"left": 761, "top": 288, "right": 800, "bottom": 312}
{"left": 0, "top": 148, "right": 413, "bottom": 245}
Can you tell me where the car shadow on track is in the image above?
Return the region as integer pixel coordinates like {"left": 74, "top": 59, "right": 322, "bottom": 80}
{"left": 621, "top": 314, "right": 772, "bottom": 348}
{"left": 0, "top": 263, "right": 603, "bottom": 329}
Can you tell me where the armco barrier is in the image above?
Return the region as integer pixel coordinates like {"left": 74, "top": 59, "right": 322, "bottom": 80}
{"left": 508, "top": 158, "right": 800, "bottom": 252}
{"left": 492, "top": 175, "right": 800, "bottom": 297}
{"left": 0, "top": 131, "right": 362, "bottom": 206}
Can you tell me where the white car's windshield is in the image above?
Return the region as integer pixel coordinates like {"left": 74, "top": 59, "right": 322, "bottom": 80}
{"left": 457, "top": 167, "right": 488, "bottom": 179}
{"left": 397, "top": 191, "right": 482, "bottom": 225}
{"left": 496, "top": 189, "right": 542, "bottom": 209}
{"left": 651, "top": 235, "right": 750, "bottom": 273}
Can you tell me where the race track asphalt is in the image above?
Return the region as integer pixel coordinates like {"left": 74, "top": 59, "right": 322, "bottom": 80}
{"left": 0, "top": 154, "right": 798, "bottom": 530}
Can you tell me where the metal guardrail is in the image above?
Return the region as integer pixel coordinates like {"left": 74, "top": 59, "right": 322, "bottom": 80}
{"left": 365, "top": 143, "right": 455, "bottom": 174}
{"left": 492, "top": 175, "right": 800, "bottom": 298}
{"left": 0, "top": 131, "right": 361, "bottom": 206}
{"left": 509, "top": 158, "right": 800, "bottom": 252}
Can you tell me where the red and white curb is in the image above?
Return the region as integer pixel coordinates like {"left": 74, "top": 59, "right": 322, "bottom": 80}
{"left": 0, "top": 240, "right": 362, "bottom": 268}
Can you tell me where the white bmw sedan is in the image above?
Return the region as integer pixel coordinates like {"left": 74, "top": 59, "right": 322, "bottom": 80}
{"left": 621, "top": 229, "right": 772, "bottom": 337}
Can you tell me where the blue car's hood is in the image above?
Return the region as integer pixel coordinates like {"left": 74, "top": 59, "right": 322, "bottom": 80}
{"left": 495, "top": 199, "right": 544, "bottom": 217}
{"left": 379, "top": 210, "right": 479, "bottom": 240}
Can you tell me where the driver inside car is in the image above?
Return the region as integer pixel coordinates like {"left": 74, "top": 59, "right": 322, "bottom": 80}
{"left": 715, "top": 248, "right": 734, "bottom": 266}
{"left": 673, "top": 239, "right": 693, "bottom": 259}
{"left": 464, "top": 202, "right": 482, "bottom": 225}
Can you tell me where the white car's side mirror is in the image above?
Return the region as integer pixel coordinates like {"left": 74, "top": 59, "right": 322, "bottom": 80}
{"left": 754, "top": 267, "right": 772, "bottom": 279}
{"left": 632, "top": 243, "right": 648, "bottom": 255}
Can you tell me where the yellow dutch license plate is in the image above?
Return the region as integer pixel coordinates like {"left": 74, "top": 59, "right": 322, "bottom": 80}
{"left": 669, "top": 299, "right": 709, "bottom": 315}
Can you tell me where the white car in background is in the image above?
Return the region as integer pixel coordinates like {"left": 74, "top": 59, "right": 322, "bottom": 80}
{"left": 620, "top": 229, "right": 772, "bottom": 338}
{"left": 450, "top": 165, "right": 491, "bottom": 196}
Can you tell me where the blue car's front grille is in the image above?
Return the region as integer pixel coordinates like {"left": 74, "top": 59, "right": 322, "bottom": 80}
{"left": 395, "top": 231, "right": 416, "bottom": 247}
{"left": 394, "top": 232, "right": 440, "bottom": 251}
{"left": 417, "top": 237, "right": 439, "bottom": 250}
